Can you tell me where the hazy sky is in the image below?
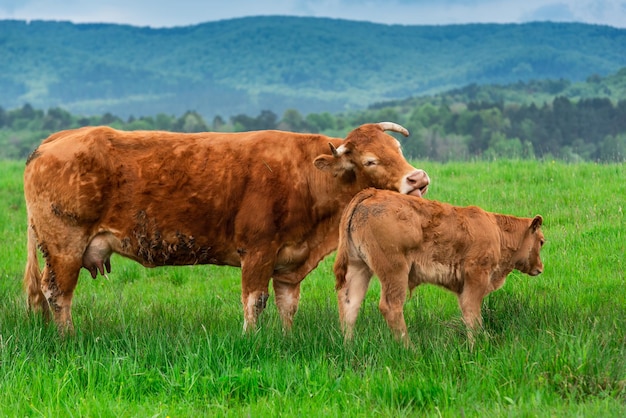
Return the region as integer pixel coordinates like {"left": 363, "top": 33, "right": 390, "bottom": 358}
{"left": 1, "top": 0, "right": 625, "bottom": 28}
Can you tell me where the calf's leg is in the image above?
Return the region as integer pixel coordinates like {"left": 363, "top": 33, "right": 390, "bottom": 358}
{"left": 457, "top": 272, "right": 490, "bottom": 344}
{"left": 337, "top": 260, "right": 372, "bottom": 341}
{"left": 378, "top": 266, "right": 411, "bottom": 347}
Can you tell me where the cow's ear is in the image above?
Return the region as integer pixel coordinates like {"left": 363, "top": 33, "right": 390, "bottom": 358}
{"left": 314, "top": 155, "right": 335, "bottom": 171}
{"left": 530, "top": 215, "right": 543, "bottom": 232}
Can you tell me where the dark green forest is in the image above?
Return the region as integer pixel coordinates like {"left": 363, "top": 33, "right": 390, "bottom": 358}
{"left": 1, "top": 18, "right": 625, "bottom": 119}
{"left": 2, "top": 69, "right": 625, "bottom": 162}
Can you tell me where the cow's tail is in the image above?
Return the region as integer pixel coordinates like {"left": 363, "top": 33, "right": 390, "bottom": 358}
{"left": 334, "top": 188, "right": 377, "bottom": 290}
{"left": 24, "top": 223, "right": 45, "bottom": 311}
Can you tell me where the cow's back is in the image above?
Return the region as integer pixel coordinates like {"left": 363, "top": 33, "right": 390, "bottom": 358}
{"left": 24, "top": 126, "right": 339, "bottom": 267}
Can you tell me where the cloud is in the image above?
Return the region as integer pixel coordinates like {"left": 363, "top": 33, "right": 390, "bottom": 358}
{"left": 523, "top": 2, "right": 576, "bottom": 22}
{"left": 575, "top": 0, "right": 626, "bottom": 27}
{"left": 522, "top": 0, "right": 626, "bottom": 27}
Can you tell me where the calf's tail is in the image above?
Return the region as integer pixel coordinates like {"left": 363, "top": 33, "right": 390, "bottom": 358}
{"left": 333, "top": 241, "right": 349, "bottom": 291}
{"left": 334, "top": 188, "right": 377, "bottom": 290}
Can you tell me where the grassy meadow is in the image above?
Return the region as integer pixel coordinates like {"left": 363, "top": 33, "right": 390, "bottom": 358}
{"left": 0, "top": 159, "right": 624, "bottom": 417}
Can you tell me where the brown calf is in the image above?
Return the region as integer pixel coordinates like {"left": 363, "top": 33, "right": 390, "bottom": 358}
{"left": 334, "top": 189, "right": 544, "bottom": 345}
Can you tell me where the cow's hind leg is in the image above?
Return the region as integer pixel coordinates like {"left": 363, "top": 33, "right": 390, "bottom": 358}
{"left": 41, "top": 253, "right": 82, "bottom": 335}
{"left": 337, "top": 259, "right": 372, "bottom": 341}
{"left": 272, "top": 279, "right": 301, "bottom": 331}
{"left": 26, "top": 281, "right": 50, "bottom": 321}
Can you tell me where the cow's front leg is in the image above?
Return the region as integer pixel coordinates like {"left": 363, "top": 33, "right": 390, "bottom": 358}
{"left": 272, "top": 279, "right": 301, "bottom": 331}
{"left": 240, "top": 250, "right": 275, "bottom": 333}
{"left": 242, "top": 289, "right": 270, "bottom": 333}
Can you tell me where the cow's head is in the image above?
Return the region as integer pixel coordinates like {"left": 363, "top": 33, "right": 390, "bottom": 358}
{"left": 313, "top": 122, "right": 430, "bottom": 196}
{"left": 516, "top": 215, "right": 545, "bottom": 276}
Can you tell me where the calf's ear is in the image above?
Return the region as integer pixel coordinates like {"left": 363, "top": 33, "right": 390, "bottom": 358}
{"left": 530, "top": 215, "right": 543, "bottom": 232}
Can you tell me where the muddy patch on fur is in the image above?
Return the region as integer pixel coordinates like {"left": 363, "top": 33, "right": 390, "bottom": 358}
{"left": 131, "top": 210, "right": 214, "bottom": 265}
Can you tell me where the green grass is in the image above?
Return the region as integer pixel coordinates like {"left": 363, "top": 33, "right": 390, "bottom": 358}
{"left": 1, "top": 159, "right": 624, "bottom": 417}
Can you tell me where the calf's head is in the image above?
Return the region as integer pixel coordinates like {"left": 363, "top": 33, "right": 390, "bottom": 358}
{"left": 313, "top": 122, "right": 430, "bottom": 196}
{"left": 515, "top": 215, "right": 545, "bottom": 276}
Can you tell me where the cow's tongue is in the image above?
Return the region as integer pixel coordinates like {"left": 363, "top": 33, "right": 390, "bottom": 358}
{"left": 408, "top": 188, "right": 422, "bottom": 197}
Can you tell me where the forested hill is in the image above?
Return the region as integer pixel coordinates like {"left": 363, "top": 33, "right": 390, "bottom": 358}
{"left": 1, "top": 17, "right": 626, "bottom": 119}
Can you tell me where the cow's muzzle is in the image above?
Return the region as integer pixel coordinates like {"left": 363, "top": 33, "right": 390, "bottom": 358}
{"left": 405, "top": 169, "right": 430, "bottom": 197}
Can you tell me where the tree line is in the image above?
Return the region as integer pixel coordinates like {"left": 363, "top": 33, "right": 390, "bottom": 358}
{"left": 1, "top": 96, "right": 625, "bottom": 162}
{"left": 400, "top": 96, "right": 626, "bottom": 162}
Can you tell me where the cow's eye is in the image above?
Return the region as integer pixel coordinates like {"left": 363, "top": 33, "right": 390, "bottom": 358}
{"left": 363, "top": 159, "right": 378, "bottom": 167}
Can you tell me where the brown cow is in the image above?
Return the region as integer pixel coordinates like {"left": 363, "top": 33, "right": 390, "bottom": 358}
{"left": 23, "top": 122, "right": 430, "bottom": 334}
{"left": 334, "top": 189, "right": 544, "bottom": 346}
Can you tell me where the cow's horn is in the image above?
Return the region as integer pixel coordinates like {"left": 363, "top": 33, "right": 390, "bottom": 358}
{"left": 329, "top": 142, "right": 340, "bottom": 158}
{"left": 378, "top": 122, "right": 409, "bottom": 137}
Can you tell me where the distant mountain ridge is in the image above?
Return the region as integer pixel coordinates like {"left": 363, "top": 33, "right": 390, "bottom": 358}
{"left": 1, "top": 17, "right": 625, "bottom": 118}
